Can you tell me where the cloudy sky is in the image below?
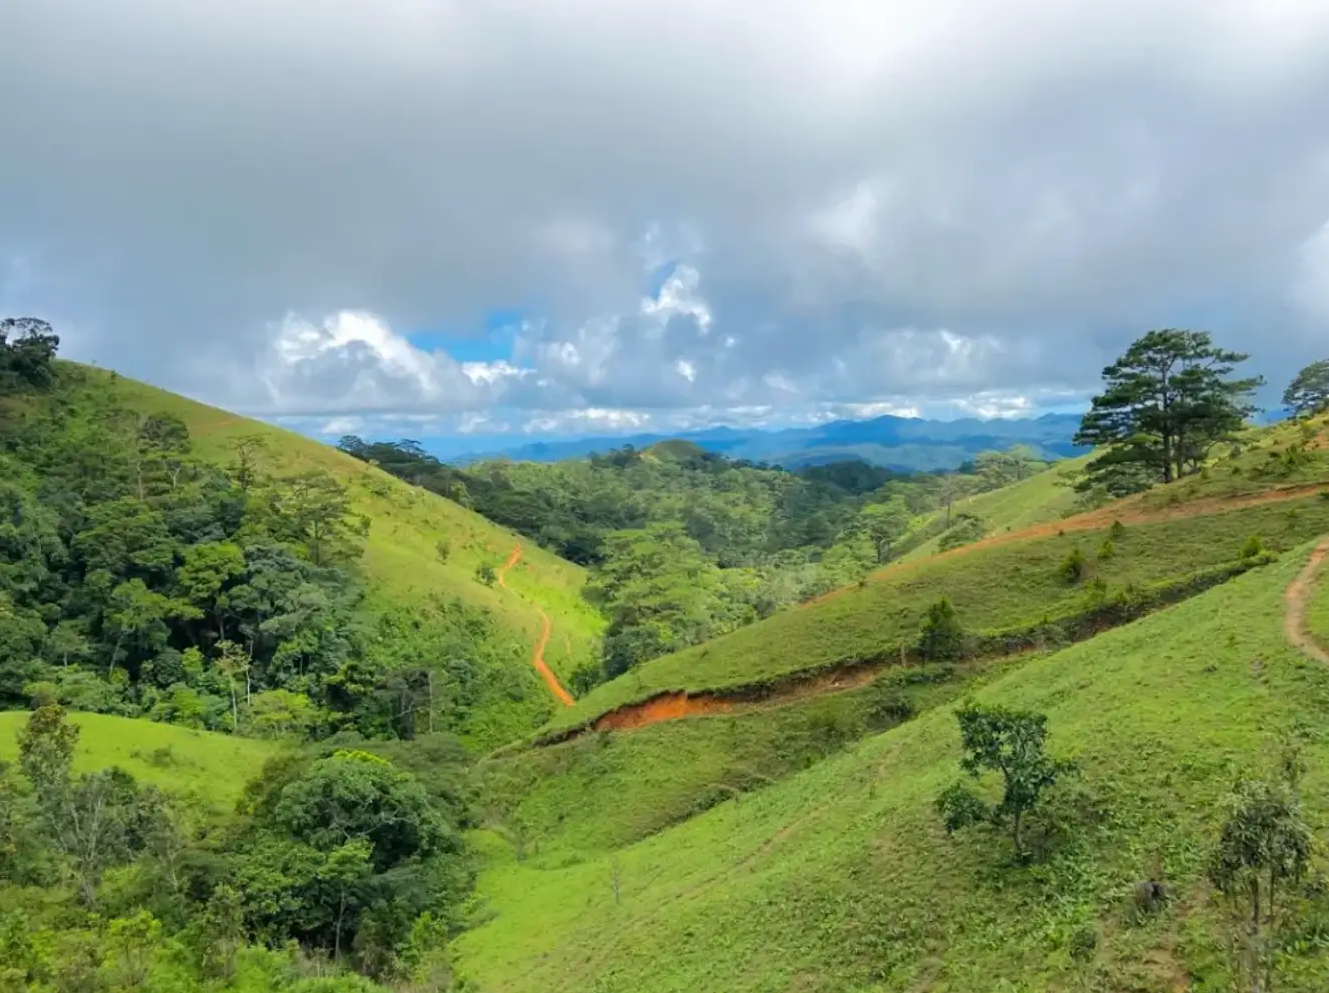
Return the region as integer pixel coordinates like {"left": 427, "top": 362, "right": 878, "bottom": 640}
{"left": 3, "top": 0, "right": 1329, "bottom": 445}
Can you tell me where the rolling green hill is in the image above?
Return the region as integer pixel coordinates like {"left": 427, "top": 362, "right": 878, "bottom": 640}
{"left": 0, "top": 710, "right": 278, "bottom": 809}
{"left": 82, "top": 367, "right": 604, "bottom": 738}
{"left": 897, "top": 453, "right": 1092, "bottom": 564}
{"left": 541, "top": 491, "right": 1329, "bottom": 736}
{"left": 99, "top": 368, "right": 602, "bottom": 665}
{"left": 455, "top": 541, "right": 1329, "bottom": 992}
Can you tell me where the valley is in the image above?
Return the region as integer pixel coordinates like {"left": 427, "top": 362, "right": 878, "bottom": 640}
{"left": 4, "top": 322, "right": 1329, "bottom": 992}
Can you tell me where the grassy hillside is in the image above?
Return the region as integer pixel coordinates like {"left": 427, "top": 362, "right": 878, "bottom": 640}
{"left": 898, "top": 454, "right": 1091, "bottom": 564}
{"left": 455, "top": 543, "right": 1329, "bottom": 992}
{"left": 92, "top": 367, "right": 605, "bottom": 701}
{"left": 545, "top": 494, "right": 1329, "bottom": 733}
{"left": 0, "top": 710, "right": 277, "bottom": 809}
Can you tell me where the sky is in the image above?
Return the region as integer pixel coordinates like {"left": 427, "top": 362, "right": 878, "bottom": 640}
{"left": 3, "top": 0, "right": 1329, "bottom": 446}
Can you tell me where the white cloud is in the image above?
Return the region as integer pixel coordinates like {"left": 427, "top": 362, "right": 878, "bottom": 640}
{"left": 1292, "top": 220, "right": 1329, "bottom": 320}
{"left": 6, "top": 0, "right": 1329, "bottom": 434}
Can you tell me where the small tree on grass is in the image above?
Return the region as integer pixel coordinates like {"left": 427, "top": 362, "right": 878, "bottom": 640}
{"left": 917, "top": 597, "right": 964, "bottom": 660}
{"left": 1061, "top": 547, "right": 1088, "bottom": 584}
{"left": 1240, "top": 535, "right": 1264, "bottom": 562}
{"left": 475, "top": 562, "right": 497, "bottom": 587}
{"left": 1209, "top": 777, "right": 1312, "bottom": 992}
{"left": 935, "top": 703, "right": 1074, "bottom": 860}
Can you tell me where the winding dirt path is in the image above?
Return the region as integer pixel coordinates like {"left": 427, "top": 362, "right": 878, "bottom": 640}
{"left": 1285, "top": 536, "right": 1329, "bottom": 664}
{"left": 497, "top": 543, "right": 575, "bottom": 707}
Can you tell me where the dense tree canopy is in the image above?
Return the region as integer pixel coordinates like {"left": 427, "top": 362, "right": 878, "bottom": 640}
{"left": 1074, "top": 329, "right": 1262, "bottom": 492}
{"left": 0, "top": 335, "right": 543, "bottom": 747}
{"left": 1283, "top": 359, "right": 1329, "bottom": 418}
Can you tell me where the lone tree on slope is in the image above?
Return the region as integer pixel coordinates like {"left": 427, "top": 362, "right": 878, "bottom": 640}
{"left": 1074, "top": 329, "right": 1262, "bottom": 494}
{"left": 935, "top": 702, "right": 1074, "bottom": 860}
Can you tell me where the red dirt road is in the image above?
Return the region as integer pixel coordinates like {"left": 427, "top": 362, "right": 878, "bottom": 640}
{"left": 497, "top": 544, "right": 575, "bottom": 707}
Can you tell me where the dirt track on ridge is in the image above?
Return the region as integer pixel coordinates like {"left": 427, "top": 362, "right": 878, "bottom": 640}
{"left": 805, "top": 481, "right": 1329, "bottom": 609}
{"left": 497, "top": 544, "right": 575, "bottom": 707}
{"left": 1285, "top": 536, "right": 1329, "bottom": 665}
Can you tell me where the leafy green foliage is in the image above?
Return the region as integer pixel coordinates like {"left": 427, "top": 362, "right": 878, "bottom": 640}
{"left": 588, "top": 523, "right": 759, "bottom": 676}
{"left": 1, "top": 707, "right": 475, "bottom": 989}
{"left": 917, "top": 597, "right": 964, "bottom": 660}
{"left": 1061, "top": 546, "right": 1088, "bottom": 583}
{"left": 1209, "top": 775, "right": 1314, "bottom": 989}
{"left": 0, "top": 344, "right": 549, "bottom": 746}
{"left": 1283, "top": 358, "right": 1329, "bottom": 417}
{"left": 939, "top": 702, "right": 1075, "bottom": 858}
{"left": 1074, "top": 328, "right": 1263, "bottom": 489}
{"left": 937, "top": 512, "right": 986, "bottom": 552}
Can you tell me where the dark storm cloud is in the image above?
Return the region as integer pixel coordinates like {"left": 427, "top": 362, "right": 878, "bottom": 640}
{"left": 3, "top": 0, "right": 1329, "bottom": 432}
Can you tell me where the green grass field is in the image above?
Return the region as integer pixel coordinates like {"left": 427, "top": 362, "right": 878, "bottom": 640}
{"left": 478, "top": 659, "right": 1017, "bottom": 860}
{"left": 546, "top": 496, "right": 1329, "bottom": 732}
{"left": 454, "top": 543, "right": 1329, "bottom": 993}
{"left": 899, "top": 454, "right": 1092, "bottom": 564}
{"left": 0, "top": 710, "right": 278, "bottom": 809}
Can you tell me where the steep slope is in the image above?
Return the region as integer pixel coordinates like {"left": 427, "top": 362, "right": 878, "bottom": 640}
{"left": 95, "top": 367, "right": 605, "bottom": 700}
{"left": 455, "top": 544, "right": 1329, "bottom": 992}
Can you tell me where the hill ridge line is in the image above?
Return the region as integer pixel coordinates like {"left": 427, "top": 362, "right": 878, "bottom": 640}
{"left": 806, "top": 480, "right": 1328, "bottom": 609}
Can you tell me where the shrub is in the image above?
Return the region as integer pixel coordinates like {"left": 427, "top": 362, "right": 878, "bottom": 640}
{"left": 1109, "top": 519, "right": 1126, "bottom": 539}
{"left": 435, "top": 539, "right": 451, "bottom": 563}
{"left": 1096, "top": 538, "right": 1115, "bottom": 560}
{"left": 917, "top": 597, "right": 964, "bottom": 660}
{"left": 1060, "top": 547, "right": 1088, "bottom": 584}
{"left": 1240, "top": 535, "right": 1264, "bottom": 561}
{"left": 475, "top": 562, "right": 497, "bottom": 586}
{"left": 864, "top": 679, "right": 915, "bottom": 730}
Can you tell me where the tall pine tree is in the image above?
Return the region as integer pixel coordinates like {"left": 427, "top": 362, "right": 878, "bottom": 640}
{"left": 1074, "top": 329, "right": 1262, "bottom": 491}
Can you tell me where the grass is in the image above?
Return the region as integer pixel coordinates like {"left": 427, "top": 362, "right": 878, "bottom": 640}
{"left": 899, "top": 454, "right": 1092, "bottom": 564}
{"left": 0, "top": 710, "right": 278, "bottom": 810}
{"left": 454, "top": 544, "right": 1329, "bottom": 993}
{"left": 1134, "top": 411, "right": 1329, "bottom": 511}
{"left": 547, "top": 496, "right": 1329, "bottom": 732}
{"left": 478, "top": 660, "right": 1009, "bottom": 860}
{"left": 74, "top": 365, "right": 605, "bottom": 737}
{"left": 1310, "top": 552, "right": 1329, "bottom": 653}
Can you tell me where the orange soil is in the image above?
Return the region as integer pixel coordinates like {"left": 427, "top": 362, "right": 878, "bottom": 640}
{"left": 1285, "top": 536, "right": 1329, "bottom": 665}
{"left": 805, "top": 481, "right": 1328, "bottom": 610}
{"left": 497, "top": 543, "right": 575, "bottom": 707}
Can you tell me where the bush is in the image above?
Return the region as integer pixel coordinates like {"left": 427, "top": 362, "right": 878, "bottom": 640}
{"left": 1060, "top": 547, "right": 1088, "bottom": 584}
{"left": 864, "top": 679, "right": 916, "bottom": 730}
{"left": 475, "top": 562, "right": 497, "bottom": 586}
{"left": 917, "top": 597, "right": 964, "bottom": 660}
{"left": 435, "top": 539, "right": 451, "bottom": 563}
{"left": 938, "top": 514, "right": 987, "bottom": 552}
{"left": 1110, "top": 517, "right": 1128, "bottom": 539}
{"left": 1096, "top": 538, "right": 1115, "bottom": 560}
{"left": 1240, "top": 535, "right": 1264, "bottom": 560}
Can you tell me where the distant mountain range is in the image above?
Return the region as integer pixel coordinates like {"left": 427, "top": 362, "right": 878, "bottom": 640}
{"left": 434, "top": 412, "right": 1088, "bottom": 471}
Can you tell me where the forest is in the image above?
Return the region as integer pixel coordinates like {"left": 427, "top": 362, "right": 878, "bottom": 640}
{"left": 337, "top": 435, "right": 1046, "bottom": 682}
